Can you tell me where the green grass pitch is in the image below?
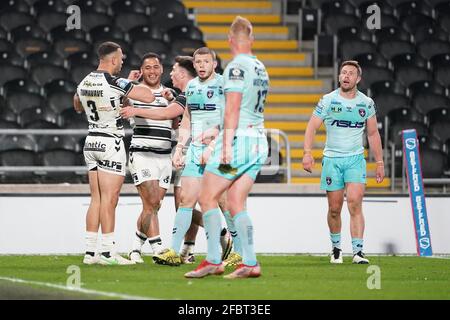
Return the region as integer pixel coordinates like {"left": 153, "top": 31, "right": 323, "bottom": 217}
{"left": 0, "top": 255, "right": 449, "bottom": 299}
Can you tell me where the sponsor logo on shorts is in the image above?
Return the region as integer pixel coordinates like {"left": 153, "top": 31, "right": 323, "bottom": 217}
{"left": 359, "top": 108, "right": 366, "bottom": 117}
{"left": 84, "top": 141, "right": 106, "bottom": 152}
{"left": 132, "top": 173, "right": 138, "bottom": 183}
{"left": 141, "top": 169, "right": 151, "bottom": 178}
{"left": 98, "top": 160, "right": 123, "bottom": 172}
{"left": 326, "top": 177, "right": 332, "bottom": 185}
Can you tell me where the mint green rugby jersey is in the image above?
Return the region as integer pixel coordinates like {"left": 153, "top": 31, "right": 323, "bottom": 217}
{"left": 223, "top": 53, "right": 269, "bottom": 131}
{"left": 313, "top": 89, "right": 377, "bottom": 157}
{"left": 186, "top": 73, "right": 224, "bottom": 146}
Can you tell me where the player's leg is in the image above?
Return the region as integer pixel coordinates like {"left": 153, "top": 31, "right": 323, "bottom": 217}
{"left": 181, "top": 209, "right": 201, "bottom": 264}
{"left": 83, "top": 169, "right": 101, "bottom": 265}
{"left": 343, "top": 154, "right": 369, "bottom": 264}
{"left": 97, "top": 169, "right": 131, "bottom": 265}
{"left": 218, "top": 192, "right": 233, "bottom": 261}
{"left": 327, "top": 190, "right": 345, "bottom": 263}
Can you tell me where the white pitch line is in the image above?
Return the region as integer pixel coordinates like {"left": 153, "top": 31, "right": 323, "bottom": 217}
{"left": 0, "top": 276, "right": 156, "bottom": 300}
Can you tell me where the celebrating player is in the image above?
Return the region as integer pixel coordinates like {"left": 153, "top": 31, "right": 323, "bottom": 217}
{"left": 74, "top": 41, "right": 155, "bottom": 265}
{"left": 302, "top": 60, "right": 385, "bottom": 264}
{"left": 184, "top": 16, "right": 269, "bottom": 279}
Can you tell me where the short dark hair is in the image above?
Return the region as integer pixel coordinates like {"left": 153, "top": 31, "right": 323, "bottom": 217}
{"left": 175, "top": 55, "right": 196, "bottom": 78}
{"left": 193, "top": 47, "right": 217, "bottom": 61}
{"left": 97, "top": 41, "right": 121, "bottom": 59}
{"left": 141, "top": 52, "right": 162, "bottom": 66}
{"left": 340, "top": 60, "right": 362, "bottom": 76}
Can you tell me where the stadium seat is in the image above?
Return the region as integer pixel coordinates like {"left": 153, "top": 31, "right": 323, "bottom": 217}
{"left": 10, "top": 25, "right": 46, "bottom": 41}
{"left": 15, "top": 38, "right": 51, "bottom": 58}
{"left": 27, "top": 51, "right": 66, "bottom": 70}
{"left": 33, "top": 0, "right": 68, "bottom": 14}
{"left": 122, "top": 52, "right": 141, "bottom": 69}
{"left": 37, "top": 12, "right": 69, "bottom": 32}
{"left": 357, "top": 66, "right": 394, "bottom": 92}
{"left": 324, "top": 14, "right": 359, "bottom": 35}
{"left": 47, "top": 92, "right": 74, "bottom": 114}
{"left": 371, "top": 80, "right": 406, "bottom": 96}
{"left": 0, "top": 40, "right": 13, "bottom": 53}
{"left": 149, "top": 12, "right": 192, "bottom": 32}
{"left": 132, "top": 39, "right": 170, "bottom": 60}
{"left": 401, "top": 14, "right": 434, "bottom": 34}
{"left": 53, "top": 38, "right": 91, "bottom": 58}
{"left": 389, "top": 119, "right": 427, "bottom": 147}
{"left": 419, "top": 134, "right": 445, "bottom": 153}
{"left": 417, "top": 40, "right": 450, "bottom": 60}
{"left": 0, "top": 119, "right": 20, "bottom": 129}
{"left": 0, "top": 26, "right": 8, "bottom": 40}
{"left": 80, "top": 12, "right": 112, "bottom": 32}
{"left": 427, "top": 107, "right": 450, "bottom": 126}
{"left": 128, "top": 25, "right": 168, "bottom": 43}
{"left": 2, "top": 78, "right": 40, "bottom": 97}
{"left": 171, "top": 39, "right": 206, "bottom": 56}
{"left": 321, "top": 0, "right": 356, "bottom": 15}
{"left": 37, "top": 135, "right": 81, "bottom": 153}
{"left": 44, "top": 79, "right": 77, "bottom": 96}
{"left": 337, "top": 27, "right": 372, "bottom": 42}
{"left": 0, "top": 11, "right": 34, "bottom": 32}
{"left": 149, "top": 0, "right": 187, "bottom": 16}
{"left": 0, "top": 135, "right": 38, "bottom": 182}
{"left": 168, "top": 25, "right": 203, "bottom": 42}
{"left": 438, "top": 14, "right": 450, "bottom": 33}
{"left": 357, "top": 0, "right": 394, "bottom": 16}
{"left": 30, "top": 65, "right": 68, "bottom": 86}
{"left": 0, "top": 107, "right": 19, "bottom": 128}
{"left": 0, "top": 0, "right": 30, "bottom": 13}
{"left": 395, "top": 66, "right": 432, "bottom": 87}
{"left": 390, "top": 53, "right": 427, "bottom": 70}
{"left": 372, "top": 92, "right": 410, "bottom": 120}
{"left": 49, "top": 26, "right": 88, "bottom": 42}
{"left": 354, "top": 53, "right": 388, "bottom": 68}
{"left": 413, "top": 25, "right": 449, "bottom": 44}
{"left": 4, "top": 90, "right": 43, "bottom": 116}
{"left": 340, "top": 39, "right": 376, "bottom": 60}
{"left": 90, "top": 25, "right": 127, "bottom": 45}
{"left": 412, "top": 92, "right": 450, "bottom": 115}
{"left": 395, "top": 1, "right": 433, "bottom": 18}
{"left": 0, "top": 51, "right": 25, "bottom": 67}
{"left": 61, "top": 109, "right": 87, "bottom": 129}
{"left": 19, "top": 107, "right": 60, "bottom": 129}
{"left": 114, "top": 13, "right": 149, "bottom": 32}
{"left": 420, "top": 148, "right": 447, "bottom": 178}
{"left": 430, "top": 119, "right": 450, "bottom": 143}
{"left": 378, "top": 40, "right": 415, "bottom": 60}
{"left": 110, "top": 0, "right": 147, "bottom": 14}
{"left": 374, "top": 27, "right": 411, "bottom": 43}
{"left": 74, "top": 0, "right": 109, "bottom": 14}
{"left": 0, "top": 65, "right": 28, "bottom": 87}
{"left": 67, "top": 51, "right": 97, "bottom": 69}
{"left": 70, "top": 65, "right": 94, "bottom": 84}
{"left": 434, "top": 1, "right": 450, "bottom": 15}
{"left": 409, "top": 80, "right": 446, "bottom": 96}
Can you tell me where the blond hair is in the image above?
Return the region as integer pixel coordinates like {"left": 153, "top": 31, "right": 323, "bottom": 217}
{"left": 340, "top": 60, "right": 362, "bottom": 77}
{"left": 230, "top": 16, "right": 253, "bottom": 39}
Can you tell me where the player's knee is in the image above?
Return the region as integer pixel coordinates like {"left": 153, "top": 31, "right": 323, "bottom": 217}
{"left": 347, "top": 198, "right": 362, "bottom": 215}
{"left": 328, "top": 206, "right": 342, "bottom": 218}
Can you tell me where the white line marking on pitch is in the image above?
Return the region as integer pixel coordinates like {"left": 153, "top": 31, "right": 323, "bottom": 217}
{"left": 0, "top": 276, "right": 157, "bottom": 300}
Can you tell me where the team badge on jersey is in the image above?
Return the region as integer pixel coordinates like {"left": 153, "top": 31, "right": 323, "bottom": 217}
{"left": 229, "top": 68, "right": 244, "bottom": 80}
{"left": 207, "top": 90, "right": 214, "bottom": 99}
{"left": 359, "top": 108, "right": 366, "bottom": 117}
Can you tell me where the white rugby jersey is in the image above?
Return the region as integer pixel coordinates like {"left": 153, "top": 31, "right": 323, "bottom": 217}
{"left": 77, "top": 70, "right": 134, "bottom": 136}
{"left": 129, "top": 85, "right": 174, "bottom": 153}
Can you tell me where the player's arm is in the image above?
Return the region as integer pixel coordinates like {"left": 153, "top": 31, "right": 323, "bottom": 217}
{"left": 120, "top": 101, "right": 184, "bottom": 120}
{"left": 73, "top": 93, "right": 83, "bottom": 113}
{"left": 302, "top": 114, "right": 323, "bottom": 173}
{"left": 366, "top": 115, "right": 385, "bottom": 183}
{"left": 127, "top": 84, "right": 155, "bottom": 103}
{"left": 172, "top": 107, "right": 191, "bottom": 169}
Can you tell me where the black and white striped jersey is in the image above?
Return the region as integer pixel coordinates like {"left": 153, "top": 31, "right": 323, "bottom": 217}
{"left": 77, "top": 70, "right": 134, "bottom": 136}
{"left": 129, "top": 85, "right": 174, "bottom": 153}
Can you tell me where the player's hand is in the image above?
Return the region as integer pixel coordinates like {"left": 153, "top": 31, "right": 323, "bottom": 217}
{"left": 172, "top": 147, "right": 185, "bottom": 169}
{"left": 194, "top": 127, "right": 219, "bottom": 145}
{"left": 376, "top": 162, "right": 385, "bottom": 183}
{"left": 200, "top": 146, "right": 214, "bottom": 166}
{"left": 302, "top": 152, "right": 314, "bottom": 173}
{"left": 119, "top": 106, "right": 136, "bottom": 119}
{"left": 162, "top": 88, "right": 175, "bottom": 102}
{"left": 221, "top": 143, "right": 232, "bottom": 165}
{"left": 127, "top": 70, "right": 142, "bottom": 81}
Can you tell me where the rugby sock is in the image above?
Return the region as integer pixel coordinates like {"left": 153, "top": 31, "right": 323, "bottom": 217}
{"left": 171, "top": 207, "right": 193, "bottom": 253}
{"left": 223, "top": 210, "right": 242, "bottom": 256}
{"left": 234, "top": 211, "right": 257, "bottom": 266}
{"left": 330, "top": 232, "right": 341, "bottom": 249}
{"left": 203, "top": 208, "right": 222, "bottom": 265}
{"left": 148, "top": 235, "right": 163, "bottom": 254}
{"left": 85, "top": 231, "right": 97, "bottom": 256}
{"left": 352, "top": 238, "right": 364, "bottom": 255}
{"left": 132, "top": 230, "right": 147, "bottom": 252}
{"left": 180, "top": 241, "right": 195, "bottom": 257}
{"left": 101, "top": 232, "right": 114, "bottom": 258}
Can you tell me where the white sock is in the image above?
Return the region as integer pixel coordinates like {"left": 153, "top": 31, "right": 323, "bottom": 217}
{"left": 101, "top": 232, "right": 115, "bottom": 257}
{"left": 85, "top": 231, "right": 97, "bottom": 255}
{"left": 148, "top": 235, "right": 163, "bottom": 254}
{"left": 180, "top": 241, "right": 195, "bottom": 256}
{"left": 132, "top": 230, "right": 147, "bottom": 252}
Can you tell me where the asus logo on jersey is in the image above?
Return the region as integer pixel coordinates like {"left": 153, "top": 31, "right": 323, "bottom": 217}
{"left": 330, "top": 120, "right": 364, "bottom": 128}
{"left": 189, "top": 103, "right": 217, "bottom": 111}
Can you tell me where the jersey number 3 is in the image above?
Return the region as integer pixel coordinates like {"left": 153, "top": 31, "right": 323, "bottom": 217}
{"left": 254, "top": 89, "right": 268, "bottom": 113}
{"left": 87, "top": 100, "right": 99, "bottom": 121}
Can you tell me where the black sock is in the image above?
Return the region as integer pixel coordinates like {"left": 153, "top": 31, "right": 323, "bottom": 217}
{"left": 102, "top": 251, "right": 111, "bottom": 258}
{"left": 86, "top": 251, "right": 95, "bottom": 257}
